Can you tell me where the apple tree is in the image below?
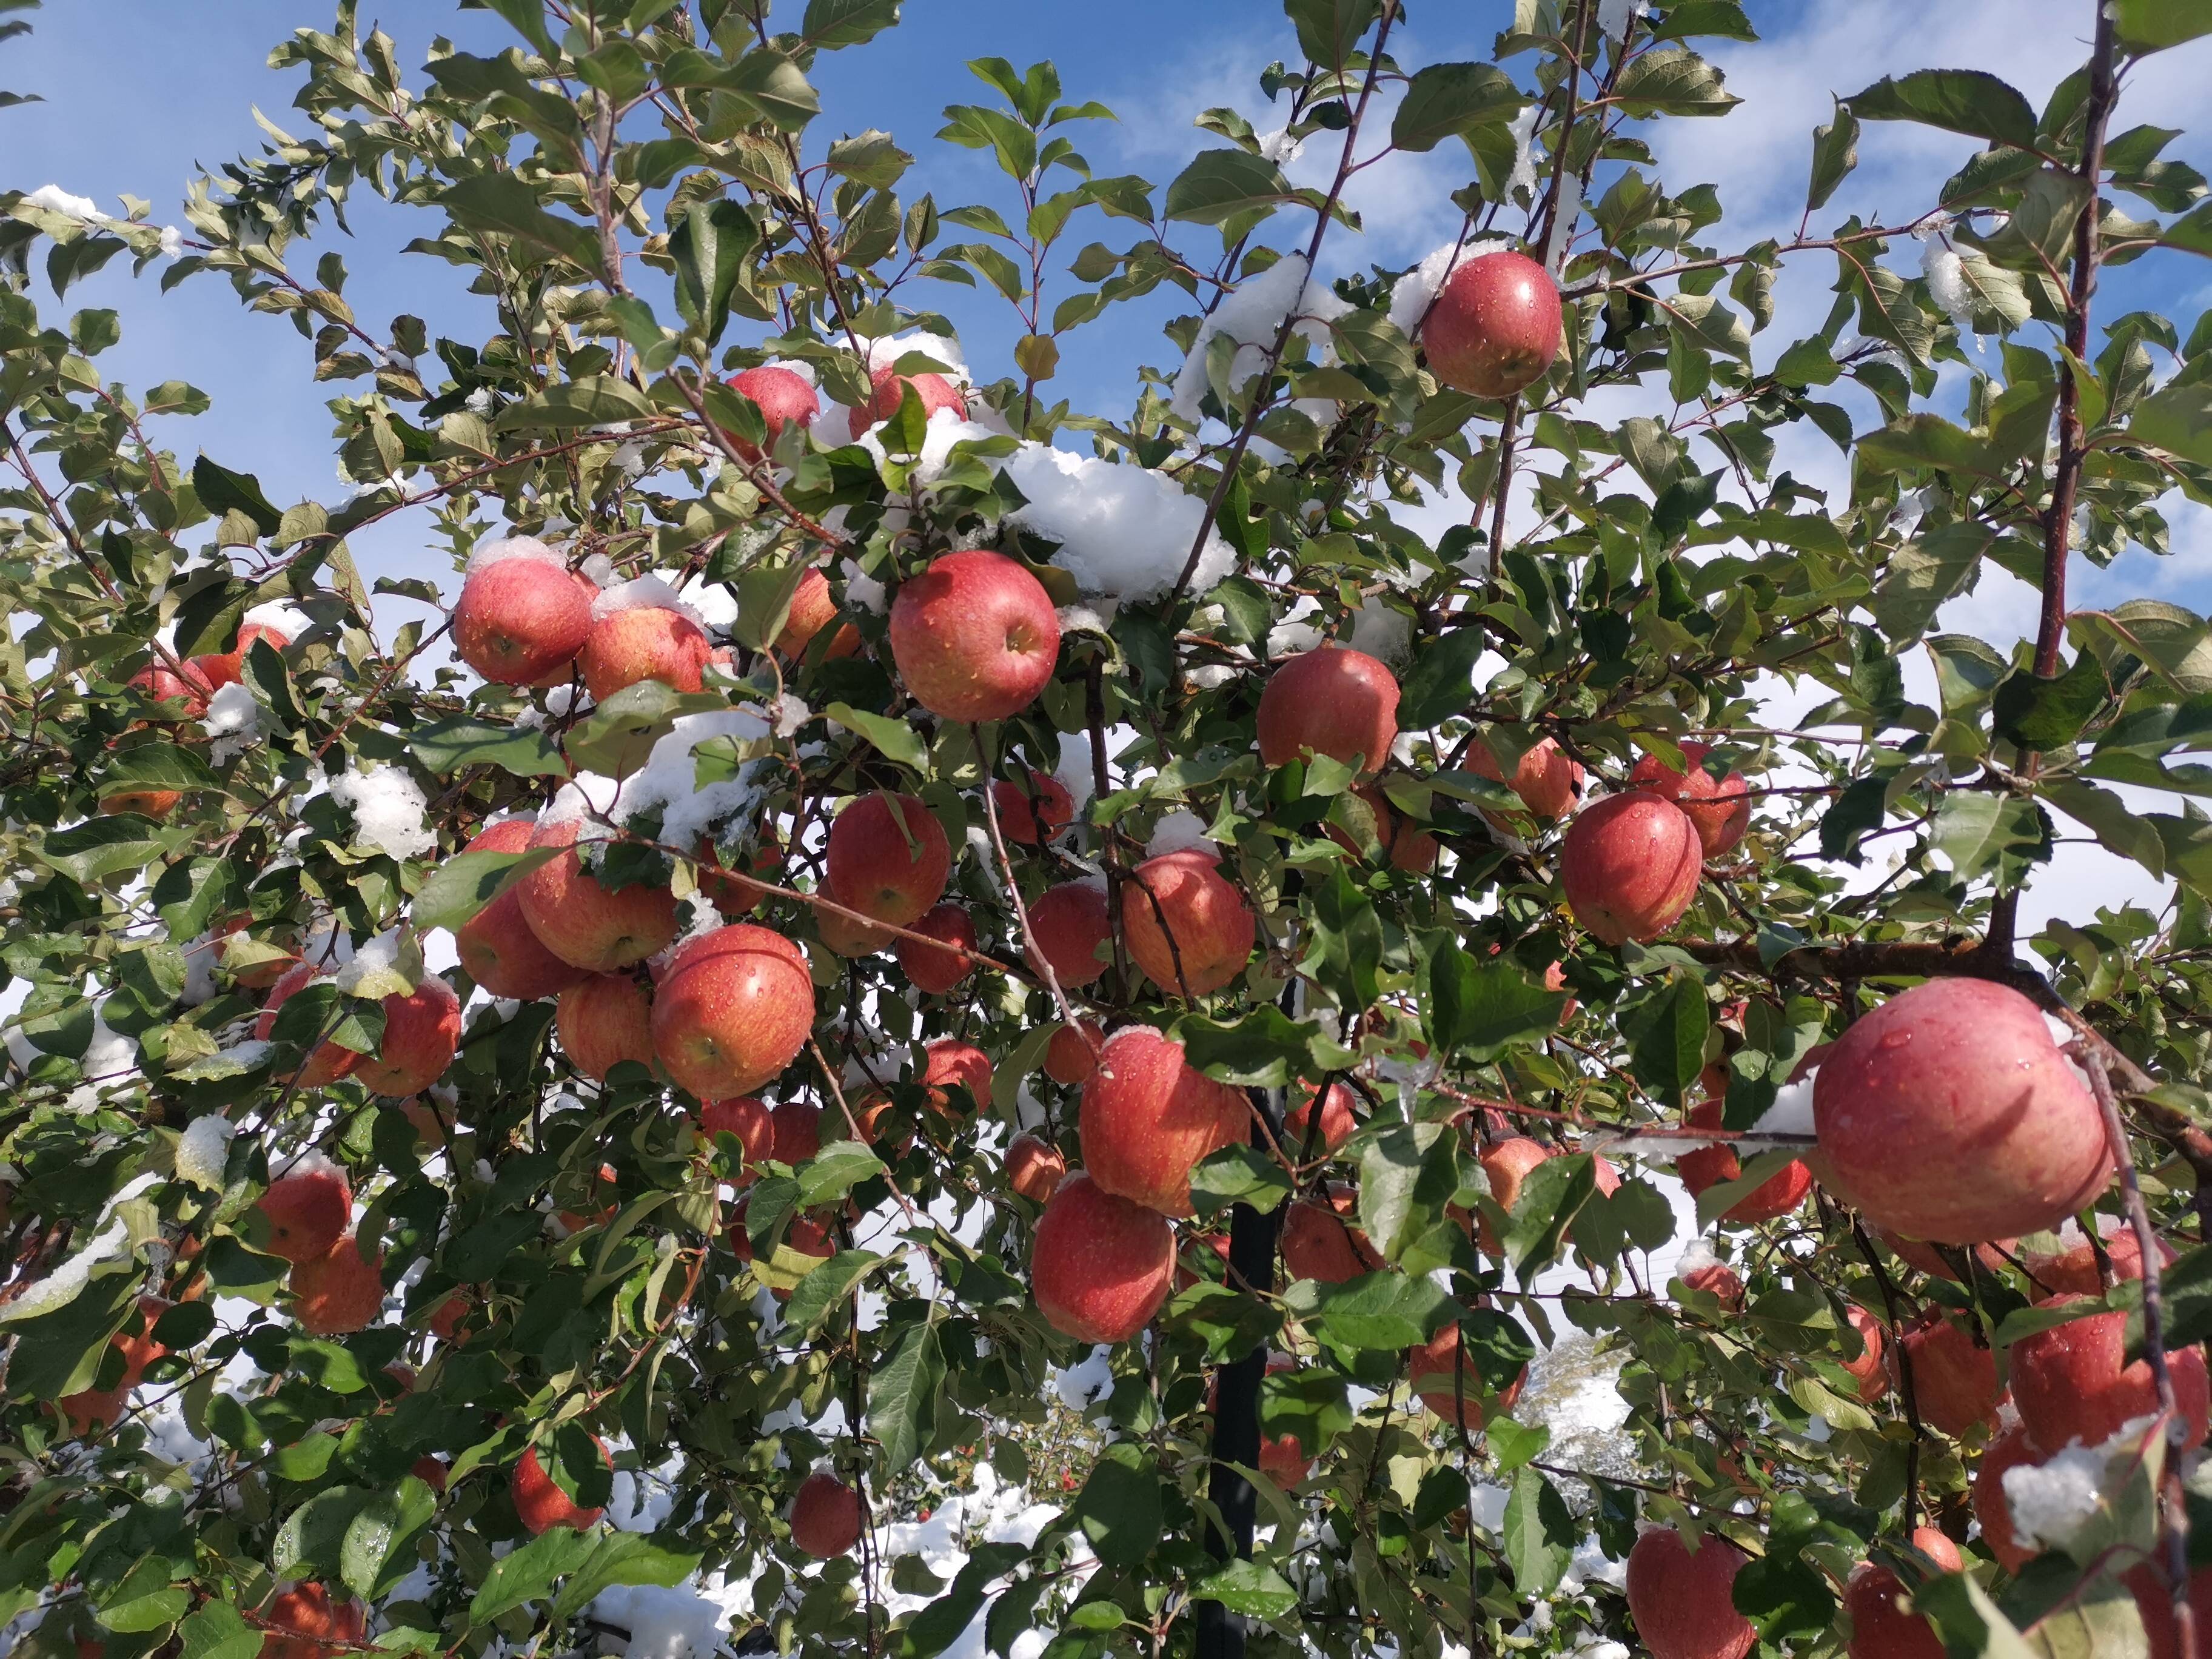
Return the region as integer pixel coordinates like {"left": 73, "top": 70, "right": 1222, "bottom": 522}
{"left": 5, "top": 1, "right": 2212, "bottom": 1656}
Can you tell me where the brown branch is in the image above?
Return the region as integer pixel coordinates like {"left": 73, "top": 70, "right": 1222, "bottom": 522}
{"left": 1164, "top": 0, "right": 1402, "bottom": 603}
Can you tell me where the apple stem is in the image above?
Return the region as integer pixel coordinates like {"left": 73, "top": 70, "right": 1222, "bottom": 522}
{"left": 2082, "top": 1044, "right": 2196, "bottom": 1657}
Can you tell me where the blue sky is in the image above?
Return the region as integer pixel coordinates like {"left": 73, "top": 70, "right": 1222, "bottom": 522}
{"left": 8, "top": 0, "right": 2212, "bottom": 933}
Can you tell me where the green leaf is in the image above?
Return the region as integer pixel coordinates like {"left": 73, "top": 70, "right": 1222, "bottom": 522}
{"left": 1857, "top": 414, "right": 2003, "bottom": 477}
{"left": 495, "top": 375, "right": 655, "bottom": 431}
{"left": 732, "top": 560, "right": 814, "bottom": 653}
{"left": 1805, "top": 94, "right": 1858, "bottom": 209}
{"left": 1390, "top": 62, "right": 1524, "bottom": 153}
{"left": 1871, "top": 522, "right": 1991, "bottom": 642}
{"left": 720, "top": 45, "right": 820, "bottom": 131}
{"left": 549, "top": 1533, "right": 705, "bottom": 1620}
{"left": 1421, "top": 947, "right": 1565, "bottom": 1064}
{"left": 469, "top": 1525, "right": 595, "bottom": 1623}
{"left": 1286, "top": 1269, "right": 1453, "bottom": 1354}
{"left": 781, "top": 1248, "right": 882, "bottom": 1335}
{"left": 1163, "top": 150, "right": 1295, "bottom": 226}
{"left": 414, "top": 846, "right": 560, "bottom": 935}
{"left": 1502, "top": 1152, "right": 1598, "bottom": 1280}
{"left": 338, "top": 1477, "right": 439, "bottom": 1598}
{"left": 1285, "top": 0, "right": 1381, "bottom": 65}
{"left": 1190, "top": 1142, "right": 1292, "bottom": 1221}
{"left": 669, "top": 201, "right": 757, "bottom": 347}
{"left": 1307, "top": 868, "right": 1381, "bottom": 1011}
{"left": 567, "top": 680, "right": 727, "bottom": 779}
{"left": 2130, "top": 378, "right": 2212, "bottom": 465}
{"left": 823, "top": 701, "right": 929, "bottom": 769}
{"left": 409, "top": 714, "right": 567, "bottom": 778}
{"left": 1993, "top": 652, "right": 2108, "bottom": 749}
{"left": 2075, "top": 600, "right": 2212, "bottom": 695}
{"left": 870, "top": 1320, "right": 942, "bottom": 1469}
{"left": 175, "top": 1604, "right": 261, "bottom": 1659}
{"left": 1611, "top": 44, "right": 1741, "bottom": 116}
{"left": 899, "top": 1544, "right": 1029, "bottom": 1659}
{"left": 796, "top": 1142, "right": 886, "bottom": 1207}
{"left": 190, "top": 455, "right": 281, "bottom": 536}
{"left": 1355, "top": 1121, "right": 1463, "bottom": 1272}
{"left": 2041, "top": 780, "right": 2167, "bottom": 881}
{"left": 1072, "top": 1443, "right": 1159, "bottom": 1570}
{"left": 42, "top": 814, "right": 178, "bottom": 884}
{"left": 441, "top": 172, "right": 605, "bottom": 275}
{"left": 1192, "top": 1558, "right": 1298, "bottom": 1619}
{"left": 2111, "top": 0, "right": 2212, "bottom": 52}
{"left": 1397, "top": 626, "right": 1486, "bottom": 728}
{"left": 1932, "top": 792, "right": 2049, "bottom": 881}
{"left": 1171, "top": 1005, "right": 1322, "bottom": 1087}
{"left": 1847, "top": 69, "right": 2040, "bottom": 150}
{"left": 1619, "top": 976, "right": 1709, "bottom": 1104}
{"left": 802, "top": 0, "right": 903, "bottom": 50}
{"left": 1501, "top": 1469, "right": 1575, "bottom": 1596}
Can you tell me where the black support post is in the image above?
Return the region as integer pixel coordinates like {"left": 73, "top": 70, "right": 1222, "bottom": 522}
{"left": 1196, "top": 1085, "right": 1285, "bottom": 1659}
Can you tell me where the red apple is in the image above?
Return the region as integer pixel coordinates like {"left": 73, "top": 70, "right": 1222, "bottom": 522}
{"left": 195, "top": 620, "right": 291, "bottom": 690}
{"left": 817, "top": 902, "right": 896, "bottom": 957}
{"left": 698, "top": 834, "right": 783, "bottom": 919}
{"left": 774, "top": 1099, "right": 823, "bottom": 1164}
{"left": 515, "top": 817, "right": 681, "bottom": 973}
{"left": 1843, "top": 1527, "right": 1963, "bottom": 1659}
{"left": 923, "top": 1038, "right": 992, "bottom": 1118}
{"left": 1469, "top": 734, "right": 1584, "bottom": 819}
{"left": 698, "top": 1095, "right": 776, "bottom": 1165}
{"left": 1421, "top": 249, "right": 1563, "bottom": 400}
{"left": 1079, "top": 1025, "right": 1248, "bottom": 1216}
{"left": 1044, "top": 1019, "right": 1105, "bottom": 1086}
{"left": 1877, "top": 1229, "right": 2017, "bottom": 1284}
{"left": 1285, "top": 1079, "right": 1358, "bottom": 1154}
{"left": 724, "top": 364, "right": 820, "bottom": 461}
{"left": 2009, "top": 1295, "right": 2210, "bottom": 1453}
{"left": 410, "top": 1455, "right": 449, "bottom": 1493}
{"left": 897, "top": 902, "right": 979, "bottom": 994}
{"left": 1280, "top": 1188, "right": 1382, "bottom": 1283}
{"left": 255, "top": 962, "right": 364, "bottom": 1088}
{"left": 1030, "top": 1171, "right": 1175, "bottom": 1342}
{"left": 1121, "top": 849, "right": 1255, "bottom": 998}
{"left": 1626, "top": 1527, "right": 1755, "bottom": 1659}
{"left": 256, "top": 1158, "right": 353, "bottom": 1265}
{"left": 846, "top": 364, "right": 966, "bottom": 441}
{"left": 651, "top": 924, "right": 815, "bottom": 1100}
{"left": 1629, "top": 742, "right": 1752, "bottom": 856}
{"left": 1895, "top": 1314, "right": 2005, "bottom": 1438}
{"left": 1409, "top": 1323, "right": 1528, "bottom": 1432}
{"left": 451, "top": 553, "right": 596, "bottom": 685}
{"left": 1560, "top": 790, "right": 1704, "bottom": 945}
{"left": 451, "top": 820, "right": 589, "bottom": 999}
{"left": 126, "top": 657, "right": 213, "bottom": 720}
{"left": 556, "top": 973, "right": 656, "bottom": 1082}
{"left": 1028, "top": 882, "right": 1113, "bottom": 987}
{"left": 825, "top": 791, "right": 951, "bottom": 928}
{"left": 59, "top": 1296, "right": 170, "bottom": 1436}
{"left": 98, "top": 788, "right": 182, "bottom": 819}
{"left": 258, "top": 1583, "right": 366, "bottom": 1659}
{"left": 289, "top": 1234, "right": 384, "bottom": 1336}
{"left": 790, "top": 1470, "right": 865, "bottom": 1558}
{"left": 1675, "top": 1099, "right": 1812, "bottom": 1224}
{"left": 2124, "top": 1559, "right": 2212, "bottom": 1659}
{"left": 512, "top": 1438, "right": 610, "bottom": 1534}
{"left": 1255, "top": 645, "right": 1400, "bottom": 778}
{"left": 1841, "top": 1305, "right": 1890, "bottom": 1404}
{"left": 1813, "top": 979, "right": 2111, "bottom": 1244}
{"left": 2023, "top": 1226, "right": 2176, "bottom": 1301}
{"left": 773, "top": 568, "right": 860, "bottom": 659}
{"left": 1472, "top": 1136, "right": 1555, "bottom": 1256}
{"left": 578, "top": 605, "right": 713, "bottom": 703}
{"left": 1252, "top": 1355, "right": 1313, "bottom": 1487}
{"left": 1006, "top": 1133, "right": 1067, "bottom": 1202}
{"left": 1974, "top": 1419, "right": 2043, "bottom": 1572}
{"left": 1328, "top": 784, "right": 1440, "bottom": 873}
{"left": 993, "top": 770, "right": 1074, "bottom": 845}
{"left": 888, "top": 549, "right": 1061, "bottom": 723}
{"left": 353, "top": 972, "right": 461, "bottom": 1098}
{"left": 1681, "top": 1257, "right": 1746, "bottom": 1310}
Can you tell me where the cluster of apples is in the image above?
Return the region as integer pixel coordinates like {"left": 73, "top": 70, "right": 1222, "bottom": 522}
{"left": 112, "top": 617, "right": 295, "bottom": 818}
